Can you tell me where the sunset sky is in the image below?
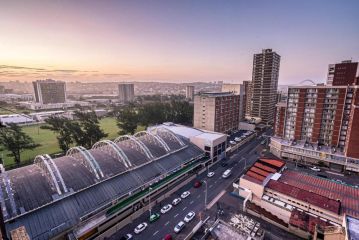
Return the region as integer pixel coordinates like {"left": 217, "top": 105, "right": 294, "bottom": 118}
{"left": 1, "top": 0, "right": 358, "bottom": 84}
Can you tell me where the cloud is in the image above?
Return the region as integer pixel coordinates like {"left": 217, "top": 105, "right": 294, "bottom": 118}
{"left": 0, "top": 64, "right": 131, "bottom": 79}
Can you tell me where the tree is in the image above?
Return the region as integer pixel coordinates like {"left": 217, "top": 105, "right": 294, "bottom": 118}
{"left": 116, "top": 106, "right": 139, "bottom": 135}
{"left": 0, "top": 123, "right": 39, "bottom": 165}
{"left": 41, "top": 116, "right": 74, "bottom": 153}
{"left": 73, "top": 111, "right": 108, "bottom": 149}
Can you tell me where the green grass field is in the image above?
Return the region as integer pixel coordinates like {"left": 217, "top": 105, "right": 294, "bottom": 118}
{"left": 1, "top": 117, "right": 145, "bottom": 167}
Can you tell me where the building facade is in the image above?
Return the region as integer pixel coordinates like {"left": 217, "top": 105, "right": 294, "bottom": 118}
{"left": 250, "top": 49, "right": 281, "bottom": 124}
{"left": 243, "top": 80, "right": 252, "bottom": 117}
{"left": 271, "top": 85, "right": 359, "bottom": 172}
{"left": 185, "top": 85, "right": 195, "bottom": 100}
{"left": 327, "top": 60, "right": 358, "bottom": 86}
{"left": 193, "top": 92, "right": 240, "bottom": 133}
{"left": 32, "top": 79, "right": 66, "bottom": 104}
{"left": 118, "top": 83, "right": 135, "bottom": 103}
{"left": 221, "top": 83, "right": 246, "bottom": 121}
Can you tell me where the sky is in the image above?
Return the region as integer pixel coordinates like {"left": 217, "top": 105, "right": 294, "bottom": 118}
{"left": 0, "top": 0, "right": 358, "bottom": 84}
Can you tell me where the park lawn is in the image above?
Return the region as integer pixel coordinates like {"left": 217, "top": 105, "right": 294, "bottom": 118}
{"left": 1, "top": 117, "right": 146, "bottom": 167}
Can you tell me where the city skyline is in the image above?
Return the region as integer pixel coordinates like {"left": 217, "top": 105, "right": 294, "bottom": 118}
{"left": 1, "top": 0, "right": 359, "bottom": 84}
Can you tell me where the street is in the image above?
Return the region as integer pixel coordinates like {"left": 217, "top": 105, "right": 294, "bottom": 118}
{"left": 108, "top": 135, "right": 264, "bottom": 240}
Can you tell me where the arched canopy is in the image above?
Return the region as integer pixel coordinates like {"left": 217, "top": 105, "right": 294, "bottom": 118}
{"left": 92, "top": 140, "right": 132, "bottom": 168}
{"left": 67, "top": 146, "right": 104, "bottom": 179}
{"left": 115, "top": 135, "right": 155, "bottom": 159}
{"left": 134, "top": 131, "right": 171, "bottom": 152}
{"left": 34, "top": 154, "right": 68, "bottom": 195}
{"left": 150, "top": 127, "right": 185, "bottom": 147}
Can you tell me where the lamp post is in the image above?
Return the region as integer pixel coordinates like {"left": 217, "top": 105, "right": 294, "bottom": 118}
{"left": 148, "top": 187, "right": 152, "bottom": 217}
{"left": 202, "top": 180, "right": 208, "bottom": 210}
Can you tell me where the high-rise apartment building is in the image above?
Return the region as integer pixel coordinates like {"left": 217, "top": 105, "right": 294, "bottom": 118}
{"left": 118, "top": 83, "right": 135, "bottom": 103}
{"left": 186, "top": 85, "right": 195, "bottom": 100}
{"left": 327, "top": 60, "right": 358, "bottom": 86}
{"left": 193, "top": 92, "right": 240, "bottom": 133}
{"left": 274, "top": 85, "right": 359, "bottom": 159}
{"left": 32, "top": 79, "right": 66, "bottom": 104}
{"left": 250, "top": 49, "right": 281, "bottom": 124}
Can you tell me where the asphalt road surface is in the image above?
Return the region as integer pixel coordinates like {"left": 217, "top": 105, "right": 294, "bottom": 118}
{"left": 109, "top": 133, "right": 265, "bottom": 240}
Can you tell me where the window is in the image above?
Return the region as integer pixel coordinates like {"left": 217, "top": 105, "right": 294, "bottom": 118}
{"left": 204, "top": 146, "right": 211, "bottom": 151}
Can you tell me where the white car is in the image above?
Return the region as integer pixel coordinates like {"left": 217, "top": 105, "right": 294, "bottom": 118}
{"left": 207, "top": 172, "right": 215, "bottom": 178}
{"left": 222, "top": 169, "right": 232, "bottom": 178}
{"left": 124, "top": 234, "right": 133, "bottom": 239}
{"left": 172, "top": 198, "right": 181, "bottom": 206}
{"left": 234, "top": 137, "right": 241, "bottom": 142}
{"left": 161, "top": 204, "right": 173, "bottom": 214}
{"left": 174, "top": 221, "right": 185, "bottom": 233}
{"left": 184, "top": 211, "right": 195, "bottom": 223}
{"left": 134, "top": 222, "right": 148, "bottom": 234}
{"left": 229, "top": 140, "right": 236, "bottom": 145}
{"left": 181, "top": 191, "right": 190, "bottom": 199}
{"left": 310, "top": 166, "right": 321, "bottom": 172}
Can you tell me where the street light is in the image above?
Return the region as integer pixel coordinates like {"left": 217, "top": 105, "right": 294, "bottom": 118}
{"left": 148, "top": 187, "right": 152, "bottom": 217}
{"left": 202, "top": 180, "right": 208, "bottom": 210}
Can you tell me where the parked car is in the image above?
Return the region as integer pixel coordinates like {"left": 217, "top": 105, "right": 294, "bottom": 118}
{"left": 229, "top": 140, "right": 236, "bottom": 145}
{"left": 120, "top": 234, "right": 133, "bottom": 240}
{"left": 207, "top": 172, "right": 215, "bottom": 178}
{"left": 181, "top": 191, "right": 190, "bottom": 199}
{"left": 164, "top": 234, "right": 173, "bottom": 240}
{"left": 172, "top": 198, "right": 181, "bottom": 206}
{"left": 222, "top": 169, "right": 232, "bottom": 178}
{"left": 149, "top": 213, "right": 160, "bottom": 223}
{"left": 310, "top": 166, "right": 321, "bottom": 172}
{"left": 194, "top": 180, "right": 202, "bottom": 188}
{"left": 134, "top": 222, "right": 148, "bottom": 234}
{"left": 174, "top": 221, "right": 185, "bottom": 233}
{"left": 161, "top": 204, "right": 173, "bottom": 214}
{"left": 184, "top": 211, "right": 195, "bottom": 223}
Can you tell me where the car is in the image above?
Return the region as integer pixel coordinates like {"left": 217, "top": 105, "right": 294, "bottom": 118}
{"left": 172, "top": 197, "right": 181, "bottom": 206}
{"left": 134, "top": 222, "right": 148, "bottom": 234}
{"left": 174, "top": 221, "right": 185, "bottom": 233}
{"left": 164, "top": 234, "right": 173, "bottom": 240}
{"left": 229, "top": 140, "right": 236, "bottom": 145}
{"left": 297, "top": 163, "right": 306, "bottom": 168}
{"left": 222, "top": 169, "right": 232, "bottom": 178}
{"left": 181, "top": 191, "right": 190, "bottom": 199}
{"left": 194, "top": 180, "right": 201, "bottom": 188}
{"left": 234, "top": 137, "right": 241, "bottom": 142}
{"left": 184, "top": 211, "right": 195, "bottom": 223}
{"left": 207, "top": 172, "right": 215, "bottom": 178}
{"left": 317, "top": 174, "right": 328, "bottom": 179}
{"left": 160, "top": 204, "right": 173, "bottom": 214}
{"left": 310, "top": 166, "right": 321, "bottom": 172}
{"left": 120, "top": 234, "right": 133, "bottom": 240}
{"left": 149, "top": 213, "right": 160, "bottom": 223}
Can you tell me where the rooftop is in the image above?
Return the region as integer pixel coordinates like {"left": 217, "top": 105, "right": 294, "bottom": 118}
{"left": 266, "top": 180, "right": 341, "bottom": 214}
{"left": 278, "top": 170, "right": 359, "bottom": 217}
{"left": 242, "top": 158, "right": 285, "bottom": 184}
{"left": 197, "top": 91, "right": 236, "bottom": 97}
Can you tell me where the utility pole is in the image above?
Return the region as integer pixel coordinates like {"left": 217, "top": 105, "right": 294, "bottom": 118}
{"left": 202, "top": 180, "right": 207, "bottom": 210}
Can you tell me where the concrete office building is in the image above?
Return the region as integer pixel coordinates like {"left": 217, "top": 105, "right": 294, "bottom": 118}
{"left": 186, "top": 85, "right": 195, "bottom": 100}
{"left": 193, "top": 92, "right": 240, "bottom": 133}
{"left": 118, "top": 83, "right": 135, "bottom": 103}
{"left": 243, "top": 80, "right": 252, "bottom": 117}
{"left": 32, "top": 79, "right": 66, "bottom": 104}
{"left": 250, "top": 49, "right": 281, "bottom": 124}
{"left": 327, "top": 60, "right": 358, "bottom": 86}
{"left": 270, "top": 85, "right": 359, "bottom": 172}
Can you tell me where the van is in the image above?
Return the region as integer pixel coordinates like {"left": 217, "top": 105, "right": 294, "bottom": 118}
{"left": 222, "top": 169, "right": 232, "bottom": 178}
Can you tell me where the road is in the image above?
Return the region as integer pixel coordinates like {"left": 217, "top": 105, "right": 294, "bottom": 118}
{"left": 108, "top": 134, "right": 265, "bottom": 240}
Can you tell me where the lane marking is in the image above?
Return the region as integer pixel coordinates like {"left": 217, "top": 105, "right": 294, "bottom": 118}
{"left": 214, "top": 180, "right": 218, "bottom": 184}
{"left": 174, "top": 213, "right": 179, "bottom": 218}
{"left": 153, "top": 230, "right": 159, "bottom": 236}
{"left": 190, "top": 200, "right": 194, "bottom": 205}
{"left": 183, "top": 207, "right": 187, "bottom": 211}
{"left": 209, "top": 184, "right": 213, "bottom": 188}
